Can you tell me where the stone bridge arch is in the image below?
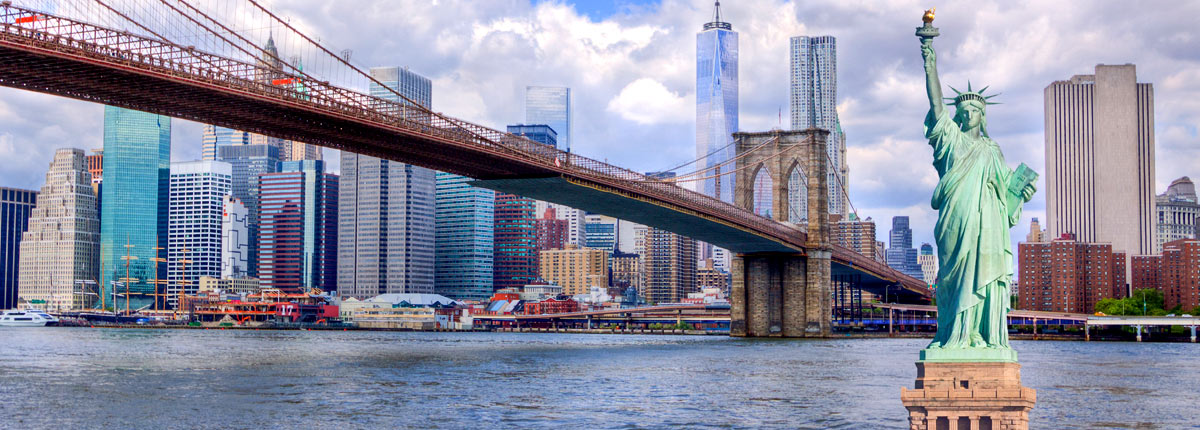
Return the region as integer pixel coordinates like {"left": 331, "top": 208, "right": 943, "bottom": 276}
{"left": 729, "top": 129, "right": 832, "bottom": 337}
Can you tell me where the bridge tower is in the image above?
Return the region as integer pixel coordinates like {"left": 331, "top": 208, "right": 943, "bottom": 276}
{"left": 729, "top": 129, "right": 832, "bottom": 337}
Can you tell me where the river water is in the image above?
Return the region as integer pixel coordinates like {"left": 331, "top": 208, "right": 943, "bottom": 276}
{"left": 0, "top": 328, "right": 1196, "bottom": 429}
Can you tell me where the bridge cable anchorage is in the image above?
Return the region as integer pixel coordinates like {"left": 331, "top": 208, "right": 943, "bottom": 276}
{"left": 660, "top": 136, "right": 781, "bottom": 183}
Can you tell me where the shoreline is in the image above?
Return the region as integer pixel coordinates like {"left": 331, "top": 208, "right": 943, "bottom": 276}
{"left": 40, "top": 324, "right": 1191, "bottom": 342}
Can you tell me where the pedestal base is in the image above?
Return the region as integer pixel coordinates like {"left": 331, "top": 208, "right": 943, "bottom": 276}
{"left": 901, "top": 361, "right": 1036, "bottom": 430}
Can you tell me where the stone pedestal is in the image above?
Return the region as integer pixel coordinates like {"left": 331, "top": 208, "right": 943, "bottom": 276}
{"left": 901, "top": 361, "right": 1036, "bottom": 430}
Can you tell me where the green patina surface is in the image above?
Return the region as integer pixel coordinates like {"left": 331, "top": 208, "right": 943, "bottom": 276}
{"left": 918, "top": 24, "right": 1037, "bottom": 362}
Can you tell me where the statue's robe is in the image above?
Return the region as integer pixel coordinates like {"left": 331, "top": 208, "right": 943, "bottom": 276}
{"left": 925, "top": 108, "right": 1021, "bottom": 349}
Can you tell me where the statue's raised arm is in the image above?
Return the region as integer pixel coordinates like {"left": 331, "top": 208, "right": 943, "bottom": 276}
{"left": 917, "top": 8, "right": 943, "bottom": 118}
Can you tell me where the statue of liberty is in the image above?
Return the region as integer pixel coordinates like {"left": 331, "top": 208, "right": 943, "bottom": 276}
{"left": 917, "top": 9, "right": 1037, "bottom": 360}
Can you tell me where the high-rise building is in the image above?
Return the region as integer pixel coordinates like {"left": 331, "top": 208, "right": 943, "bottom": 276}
{"left": 1017, "top": 235, "right": 1127, "bottom": 313}
{"left": 337, "top": 66, "right": 436, "bottom": 299}
{"left": 885, "top": 216, "right": 923, "bottom": 279}
{"left": 918, "top": 243, "right": 938, "bottom": 286}
{"left": 525, "top": 86, "right": 570, "bottom": 152}
{"left": 790, "top": 35, "right": 848, "bottom": 216}
{"left": 643, "top": 227, "right": 697, "bottom": 304}
{"left": 200, "top": 125, "right": 251, "bottom": 161}
{"left": 610, "top": 251, "right": 642, "bottom": 292}
{"left": 217, "top": 143, "right": 279, "bottom": 277}
{"left": 506, "top": 124, "right": 558, "bottom": 147}
{"left": 2, "top": 187, "right": 38, "bottom": 310}
{"left": 434, "top": 172, "right": 494, "bottom": 302}
{"left": 695, "top": 1, "right": 737, "bottom": 202}
{"left": 1026, "top": 217, "right": 1046, "bottom": 243}
{"left": 1131, "top": 239, "right": 1200, "bottom": 311}
{"left": 583, "top": 214, "right": 618, "bottom": 254}
{"left": 221, "top": 195, "right": 249, "bottom": 278}
{"left": 86, "top": 149, "right": 103, "bottom": 202}
{"left": 167, "top": 160, "right": 232, "bottom": 306}
{"left": 370, "top": 66, "right": 432, "bottom": 108}
{"left": 1155, "top": 177, "right": 1198, "bottom": 254}
{"left": 494, "top": 193, "right": 538, "bottom": 291}
{"left": 831, "top": 213, "right": 877, "bottom": 258}
{"left": 288, "top": 140, "right": 323, "bottom": 162}
{"left": 16, "top": 149, "right": 97, "bottom": 311}
{"left": 535, "top": 207, "right": 569, "bottom": 252}
{"left": 100, "top": 106, "right": 170, "bottom": 310}
{"left": 1044, "top": 64, "right": 1156, "bottom": 257}
{"left": 257, "top": 160, "right": 338, "bottom": 293}
{"left": 539, "top": 244, "right": 608, "bottom": 296}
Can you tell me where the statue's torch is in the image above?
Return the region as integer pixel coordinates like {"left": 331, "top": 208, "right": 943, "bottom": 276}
{"left": 916, "top": 8, "right": 940, "bottom": 42}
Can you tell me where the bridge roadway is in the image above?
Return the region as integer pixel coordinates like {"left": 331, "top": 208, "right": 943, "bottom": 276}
{"left": 0, "top": 3, "right": 928, "bottom": 301}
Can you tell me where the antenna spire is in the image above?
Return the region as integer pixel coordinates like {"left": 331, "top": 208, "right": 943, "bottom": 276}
{"left": 703, "top": 0, "right": 732, "bottom": 31}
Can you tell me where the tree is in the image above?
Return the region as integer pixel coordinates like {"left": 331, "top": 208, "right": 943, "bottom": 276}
{"left": 1093, "top": 289, "right": 1167, "bottom": 316}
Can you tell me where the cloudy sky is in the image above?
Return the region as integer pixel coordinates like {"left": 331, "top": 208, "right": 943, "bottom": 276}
{"left": 1, "top": 0, "right": 1197, "bottom": 250}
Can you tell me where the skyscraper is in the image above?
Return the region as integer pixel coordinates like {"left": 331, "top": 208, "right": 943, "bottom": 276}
{"left": 643, "top": 227, "right": 697, "bottom": 304}
{"left": 434, "top": 172, "right": 494, "bottom": 302}
{"left": 918, "top": 243, "right": 938, "bottom": 286}
{"left": 525, "top": 86, "right": 570, "bottom": 152}
{"left": 221, "top": 195, "right": 249, "bottom": 279}
{"left": 1045, "top": 64, "right": 1156, "bottom": 257}
{"left": 339, "top": 66, "right": 436, "bottom": 298}
{"left": 100, "top": 106, "right": 170, "bottom": 310}
{"left": 217, "top": 143, "right": 279, "bottom": 277}
{"left": 790, "top": 35, "right": 848, "bottom": 216}
{"left": 506, "top": 124, "right": 558, "bottom": 147}
{"left": 583, "top": 214, "right": 618, "bottom": 253}
{"left": 200, "top": 125, "right": 250, "bottom": 161}
{"left": 886, "top": 216, "right": 922, "bottom": 279}
{"left": 168, "top": 160, "right": 232, "bottom": 306}
{"left": 695, "top": 1, "right": 738, "bottom": 202}
{"left": 494, "top": 193, "right": 538, "bottom": 291}
{"left": 17, "top": 149, "right": 97, "bottom": 311}
{"left": 1155, "top": 177, "right": 1198, "bottom": 254}
{"left": 2, "top": 187, "right": 38, "bottom": 310}
{"left": 258, "top": 160, "right": 338, "bottom": 293}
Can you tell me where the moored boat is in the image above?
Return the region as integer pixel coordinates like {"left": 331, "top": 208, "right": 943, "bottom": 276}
{"left": 0, "top": 309, "right": 59, "bottom": 327}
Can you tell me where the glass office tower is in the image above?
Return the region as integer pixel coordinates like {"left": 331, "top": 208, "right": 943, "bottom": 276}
{"left": 525, "top": 86, "right": 571, "bottom": 152}
{"left": 696, "top": 3, "right": 738, "bottom": 202}
{"left": 100, "top": 106, "right": 170, "bottom": 310}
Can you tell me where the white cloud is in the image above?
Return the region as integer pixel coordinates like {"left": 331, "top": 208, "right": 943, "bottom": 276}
{"left": 606, "top": 78, "right": 690, "bottom": 124}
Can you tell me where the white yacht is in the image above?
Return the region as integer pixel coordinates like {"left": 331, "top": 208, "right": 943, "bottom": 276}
{"left": 0, "top": 309, "right": 59, "bottom": 327}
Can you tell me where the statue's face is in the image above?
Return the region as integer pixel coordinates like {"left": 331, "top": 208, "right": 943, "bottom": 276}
{"left": 955, "top": 100, "right": 985, "bottom": 131}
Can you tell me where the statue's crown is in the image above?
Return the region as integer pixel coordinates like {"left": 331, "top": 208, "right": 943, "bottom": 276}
{"left": 944, "top": 81, "right": 1000, "bottom": 106}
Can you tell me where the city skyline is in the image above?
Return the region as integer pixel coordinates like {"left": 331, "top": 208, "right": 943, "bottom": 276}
{"left": 1, "top": 1, "right": 1198, "bottom": 251}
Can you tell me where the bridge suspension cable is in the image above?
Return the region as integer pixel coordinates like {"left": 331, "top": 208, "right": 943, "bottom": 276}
{"left": 657, "top": 136, "right": 780, "bottom": 183}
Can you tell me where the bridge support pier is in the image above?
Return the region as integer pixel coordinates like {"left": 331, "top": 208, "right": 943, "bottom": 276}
{"left": 1190, "top": 326, "right": 1196, "bottom": 343}
{"left": 729, "top": 251, "right": 830, "bottom": 337}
